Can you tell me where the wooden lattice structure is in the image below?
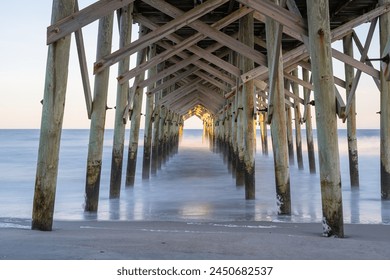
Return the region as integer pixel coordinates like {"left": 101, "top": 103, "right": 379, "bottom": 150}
{"left": 33, "top": 0, "right": 390, "bottom": 238}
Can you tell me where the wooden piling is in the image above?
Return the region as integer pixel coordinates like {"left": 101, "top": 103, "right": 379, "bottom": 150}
{"left": 307, "top": 0, "right": 344, "bottom": 237}
{"left": 85, "top": 13, "right": 114, "bottom": 212}
{"left": 240, "top": 12, "right": 256, "bottom": 199}
{"left": 158, "top": 106, "right": 167, "bottom": 170}
{"left": 125, "top": 32, "right": 148, "bottom": 186}
{"left": 231, "top": 94, "right": 238, "bottom": 177}
{"left": 379, "top": 0, "right": 390, "bottom": 199}
{"left": 109, "top": 4, "right": 133, "bottom": 198}
{"left": 292, "top": 68, "right": 304, "bottom": 170}
{"left": 286, "top": 105, "right": 295, "bottom": 165}
{"left": 266, "top": 1, "right": 291, "bottom": 215}
{"left": 343, "top": 33, "right": 360, "bottom": 187}
{"left": 151, "top": 105, "right": 160, "bottom": 175}
{"left": 142, "top": 45, "right": 156, "bottom": 180}
{"left": 259, "top": 95, "right": 268, "bottom": 155}
{"left": 302, "top": 67, "right": 316, "bottom": 174}
{"left": 32, "top": 0, "right": 75, "bottom": 231}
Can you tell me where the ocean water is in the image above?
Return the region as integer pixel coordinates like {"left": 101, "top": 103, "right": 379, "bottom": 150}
{"left": 0, "top": 128, "right": 389, "bottom": 226}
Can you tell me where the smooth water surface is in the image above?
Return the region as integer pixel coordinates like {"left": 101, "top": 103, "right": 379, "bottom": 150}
{"left": 0, "top": 129, "right": 389, "bottom": 226}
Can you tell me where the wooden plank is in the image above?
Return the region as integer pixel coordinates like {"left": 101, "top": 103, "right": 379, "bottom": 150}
{"left": 332, "top": 48, "right": 380, "bottom": 80}
{"left": 95, "top": 0, "right": 229, "bottom": 73}
{"left": 47, "top": 0, "right": 135, "bottom": 44}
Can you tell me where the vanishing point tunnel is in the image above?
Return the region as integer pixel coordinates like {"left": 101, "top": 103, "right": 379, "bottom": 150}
{"left": 32, "top": 0, "right": 390, "bottom": 237}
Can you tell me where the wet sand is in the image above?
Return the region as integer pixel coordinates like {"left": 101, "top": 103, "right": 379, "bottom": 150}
{"left": 1, "top": 220, "right": 389, "bottom": 260}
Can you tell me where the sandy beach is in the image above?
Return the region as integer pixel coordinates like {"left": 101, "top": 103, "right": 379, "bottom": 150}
{"left": 0, "top": 220, "right": 389, "bottom": 260}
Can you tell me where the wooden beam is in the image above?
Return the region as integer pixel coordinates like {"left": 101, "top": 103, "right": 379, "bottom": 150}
{"left": 142, "top": 0, "right": 267, "bottom": 66}
{"left": 47, "top": 0, "right": 135, "bottom": 44}
{"left": 242, "top": 4, "right": 390, "bottom": 83}
{"left": 95, "top": 0, "right": 229, "bottom": 73}
{"left": 237, "top": 0, "right": 307, "bottom": 36}
{"left": 121, "top": 7, "right": 252, "bottom": 83}
{"left": 73, "top": 0, "right": 92, "bottom": 119}
{"left": 343, "top": 18, "right": 378, "bottom": 122}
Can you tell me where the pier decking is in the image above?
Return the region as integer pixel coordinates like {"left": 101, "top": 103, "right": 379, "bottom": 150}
{"left": 32, "top": 0, "right": 390, "bottom": 238}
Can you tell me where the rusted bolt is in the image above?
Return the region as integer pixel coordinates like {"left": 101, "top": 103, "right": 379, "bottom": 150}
{"left": 317, "top": 28, "right": 324, "bottom": 36}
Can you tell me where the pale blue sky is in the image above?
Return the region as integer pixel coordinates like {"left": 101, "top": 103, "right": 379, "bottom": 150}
{"left": 0, "top": 1, "right": 382, "bottom": 129}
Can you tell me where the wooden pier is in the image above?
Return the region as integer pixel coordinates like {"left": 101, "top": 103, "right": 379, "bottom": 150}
{"left": 33, "top": 0, "right": 390, "bottom": 237}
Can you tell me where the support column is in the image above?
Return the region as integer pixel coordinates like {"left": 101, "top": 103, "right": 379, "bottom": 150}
{"left": 125, "top": 37, "right": 148, "bottom": 186}
{"left": 85, "top": 13, "right": 114, "bottom": 212}
{"left": 259, "top": 94, "right": 268, "bottom": 155}
{"left": 231, "top": 94, "right": 238, "bottom": 177}
{"left": 286, "top": 105, "right": 295, "bottom": 165}
{"left": 343, "top": 33, "right": 359, "bottom": 187}
{"left": 302, "top": 67, "right": 316, "bottom": 174}
{"left": 151, "top": 105, "right": 160, "bottom": 175}
{"left": 239, "top": 12, "right": 256, "bottom": 199}
{"left": 307, "top": 0, "right": 343, "bottom": 237}
{"left": 266, "top": 0, "right": 291, "bottom": 215}
{"left": 142, "top": 45, "right": 156, "bottom": 180}
{"left": 109, "top": 4, "right": 133, "bottom": 198}
{"left": 158, "top": 106, "right": 167, "bottom": 169}
{"left": 292, "top": 68, "right": 304, "bottom": 170}
{"left": 379, "top": 0, "right": 390, "bottom": 199}
{"left": 32, "top": 0, "right": 75, "bottom": 231}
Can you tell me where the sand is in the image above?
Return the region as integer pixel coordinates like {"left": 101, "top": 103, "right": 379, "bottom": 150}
{"left": 0, "top": 220, "right": 389, "bottom": 260}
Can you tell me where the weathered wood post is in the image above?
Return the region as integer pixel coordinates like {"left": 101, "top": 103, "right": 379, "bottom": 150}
{"left": 286, "top": 104, "right": 295, "bottom": 165}
{"left": 85, "top": 13, "right": 114, "bottom": 212}
{"left": 151, "top": 105, "right": 160, "bottom": 175}
{"left": 32, "top": 0, "right": 76, "bottom": 231}
{"left": 125, "top": 35, "right": 148, "bottom": 186}
{"left": 231, "top": 92, "right": 238, "bottom": 177}
{"left": 158, "top": 106, "right": 167, "bottom": 169}
{"left": 292, "top": 68, "right": 304, "bottom": 170}
{"left": 142, "top": 45, "right": 157, "bottom": 180}
{"left": 109, "top": 4, "right": 133, "bottom": 198}
{"left": 302, "top": 66, "right": 316, "bottom": 174}
{"left": 307, "top": 0, "right": 344, "bottom": 237}
{"left": 379, "top": 0, "right": 390, "bottom": 199}
{"left": 259, "top": 94, "right": 268, "bottom": 155}
{"left": 240, "top": 12, "right": 256, "bottom": 199}
{"left": 266, "top": 0, "right": 291, "bottom": 215}
{"left": 343, "top": 33, "right": 359, "bottom": 187}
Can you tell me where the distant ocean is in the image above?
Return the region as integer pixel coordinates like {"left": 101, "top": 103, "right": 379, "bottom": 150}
{"left": 1, "top": 129, "right": 390, "bottom": 226}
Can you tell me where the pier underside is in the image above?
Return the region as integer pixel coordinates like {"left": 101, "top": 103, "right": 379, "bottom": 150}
{"left": 32, "top": 0, "right": 390, "bottom": 238}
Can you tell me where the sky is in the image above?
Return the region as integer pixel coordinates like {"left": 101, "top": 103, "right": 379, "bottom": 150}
{"left": 0, "top": 1, "right": 382, "bottom": 129}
